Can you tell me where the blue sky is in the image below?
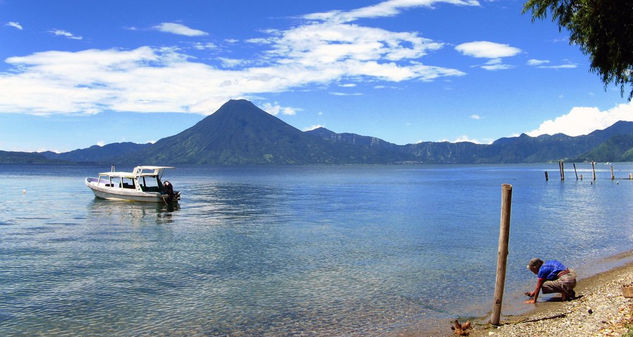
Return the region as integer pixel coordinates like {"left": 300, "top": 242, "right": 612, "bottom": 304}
{"left": 1, "top": 0, "right": 631, "bottom": 152}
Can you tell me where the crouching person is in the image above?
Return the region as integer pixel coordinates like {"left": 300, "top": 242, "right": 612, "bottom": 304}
{"left": 525, "top": 258, "right": 576, "bottom": 304}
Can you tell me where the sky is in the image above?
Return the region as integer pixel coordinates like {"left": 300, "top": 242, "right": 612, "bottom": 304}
{"left": 1, "top": 0, "right": 632, "bottom": 152}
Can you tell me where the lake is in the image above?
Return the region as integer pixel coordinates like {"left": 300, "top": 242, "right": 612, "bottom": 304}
{"left": 2, "top": 163, "right": 633, "bottom": 336}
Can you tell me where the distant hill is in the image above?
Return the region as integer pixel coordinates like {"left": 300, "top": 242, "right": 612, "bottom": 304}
{"left": 4, "top": 100, "right": 633, "bottom": 165}
{"left": 575, "top": 134, "right": 633, "bottom": 162}
{"left": 43, "top": 142, "right": 151, "bottom": 163}
{"left": 0, "top": 150, "right": 66, "bottom": 164}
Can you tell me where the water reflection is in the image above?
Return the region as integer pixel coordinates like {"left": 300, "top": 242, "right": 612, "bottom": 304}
{"left": 88, "top": 198, "right": 179, "bottom": 226}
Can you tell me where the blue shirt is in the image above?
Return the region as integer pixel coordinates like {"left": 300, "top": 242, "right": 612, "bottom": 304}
{"left": 537, "top": 260, "right": 567, "bottom": 280}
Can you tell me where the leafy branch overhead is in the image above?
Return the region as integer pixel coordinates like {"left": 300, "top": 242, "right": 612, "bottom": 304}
{"left": 523, "top": 0, "right": 633, "bottom": 100}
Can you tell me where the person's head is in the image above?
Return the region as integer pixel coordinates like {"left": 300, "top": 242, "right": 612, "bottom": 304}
{"left": 527, "top": 258, "right": 543, "bottom": 274}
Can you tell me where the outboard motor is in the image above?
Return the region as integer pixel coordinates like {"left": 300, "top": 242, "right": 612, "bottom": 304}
{"left": 163, "top": 180, "right": 176, "bottom": 202}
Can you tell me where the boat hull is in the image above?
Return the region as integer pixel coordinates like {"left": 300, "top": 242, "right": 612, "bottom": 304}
{"left": 85, "top": 178, "right": 179, "bottom": 203}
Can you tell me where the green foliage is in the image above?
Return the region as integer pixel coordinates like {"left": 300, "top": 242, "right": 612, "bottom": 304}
{"left": 575, "top": 134, "right": 633, "bottom": 162}
{"left": 523, "top": 0, "right": 633, "bottom": 99}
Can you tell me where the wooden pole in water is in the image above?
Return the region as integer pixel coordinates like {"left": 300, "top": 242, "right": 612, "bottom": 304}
{"left": 611, "top": 165, "right": 615, "bottom": 180}
{"left": 573, "top": 163, "right": 578, "bottom": 180}
{"left": 559, "top": 161, "right": 565, "bottom": 181}
{"left": 491, "top": 184, "right": 513, "bottom": 326}
{"left": 592, "top": 161, "right": 597, "bottom": 181}
{"left": 544, "top": 171, "right": 549, "bottom": 181}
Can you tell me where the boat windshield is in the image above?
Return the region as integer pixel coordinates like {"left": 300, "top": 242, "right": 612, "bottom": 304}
{"left": 140, "top": 175, "right": 162, "bottom": 192}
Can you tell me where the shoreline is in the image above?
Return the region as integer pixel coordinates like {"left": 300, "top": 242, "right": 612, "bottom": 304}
{"left": 469, "top": 259, "right": 633, "bottom": 337}
{"left": 392, "top": 253, "right": 633, "bottom": 337}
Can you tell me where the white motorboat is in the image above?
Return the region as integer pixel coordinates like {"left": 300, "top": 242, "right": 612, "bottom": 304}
{"left": 85, "top": 166, "right": 180, "bottom": 203}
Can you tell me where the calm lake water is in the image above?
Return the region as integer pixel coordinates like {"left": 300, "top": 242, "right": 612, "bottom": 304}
{"left": 2, "top": 163, "right": 633, "bottom": 336}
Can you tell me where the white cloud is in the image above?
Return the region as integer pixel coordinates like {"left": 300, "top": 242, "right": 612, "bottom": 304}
{"left": 50, "top": 29, "right": 83, "bottom": 40}
{"left": 303, "top": 124, "right": 324, "bottom": 131}
{"left": 305, "top": 0, "right": 480, "bottom": 23}
{"left": 96, "top": 141, "right": 105, "bottom": 147}
{"left": 470, "top": 114, "right": 481, "bottom": 120}
{"left": 527, "top": 59, "right": 549, "bottom": 66}
{"left": 330, "top": 92, "right": 363, "bottom": 96}
{"left": 6, "top": 21, "right": 23, "bottom": 30}
{"left": 480, "top": 58, "right": 513, "bottom": 71}
{"left": 456, "top": 41, "right": 520, "bottom": 71}
{"left": 453, "top": 135, "right": 481, "bottom": 143}
{"left": 0, "top": 1, "right": 470, "bottom": 116}
{"left": 527, "top": 101, "right": 633, "bottom": 137}
{"left": 192, "top": 42, "right": 217, "bottom": 50}
{"left": 218, "top": 57, "right": 248, "bottom": 68}
{"left": 153, "top": 22, "right": 208, "bottom": 36}
{"left": 527, "top": 58, "right": 577, "bottom": 69}
{"left": 455, "top": 41, "right": 521, "bottom": 58}
{"left": 262, "top": 102, "right": 298, "bottom": 116}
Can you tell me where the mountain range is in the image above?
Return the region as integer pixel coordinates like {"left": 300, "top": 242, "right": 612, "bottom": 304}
{"left": 4, "top": 99, "right": 633, "bottom": 165}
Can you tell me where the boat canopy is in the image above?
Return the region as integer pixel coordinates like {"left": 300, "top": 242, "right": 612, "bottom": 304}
{"left": 98, "top": 171, "right": 136, "bottom": 179}
{"left": 98, "top": 166, "right": 174, "bottom": 178}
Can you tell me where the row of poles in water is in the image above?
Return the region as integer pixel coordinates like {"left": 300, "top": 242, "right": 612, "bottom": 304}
{"left": 545, "top": 161, "right": 632, "bottom": 181}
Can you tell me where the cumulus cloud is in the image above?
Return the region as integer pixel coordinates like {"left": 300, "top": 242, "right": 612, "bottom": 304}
{"left": 50, "top": 29, "right": 83, "bottom": 40}
{"left": 470, "top": 114, "right": 481, "bottom": 120}
{"left": 527, "top": 101, "right": 633, "bottom": 137}
{"left": 6, "top": 21, "right": 23, "bottom": 30}
{"left": 0, "top": 1, "right": 470, "bottom": 116}
{"left": 262, "top": 102, "right": 298, "bottom": 116}
{"left": 153, "top": 22, "right": 208, "bottom": 36}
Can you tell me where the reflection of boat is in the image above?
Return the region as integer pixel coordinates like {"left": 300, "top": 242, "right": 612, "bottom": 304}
{"left": 85, "top": 166, "right": 180, "bottom": 203}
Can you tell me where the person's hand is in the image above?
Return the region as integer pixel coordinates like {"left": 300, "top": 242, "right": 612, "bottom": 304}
{"left": 524, "top": 291, "right": 535, "bottom": 297}
{"left": 524, "top": 298, "right": 536, "bottom": 304}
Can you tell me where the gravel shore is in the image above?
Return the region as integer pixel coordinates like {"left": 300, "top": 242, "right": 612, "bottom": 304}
{"left": 470, "top": 261, "right": 633, "bottom": 337}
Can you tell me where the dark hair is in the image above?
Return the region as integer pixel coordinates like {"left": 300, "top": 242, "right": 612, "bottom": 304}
{"left": 527, "top": 258, "right": 543, "bottom": 270}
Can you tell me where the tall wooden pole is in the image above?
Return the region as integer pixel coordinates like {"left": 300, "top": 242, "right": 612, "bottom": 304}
{"left": 559, "top": 161, "right": 565, "bottom": 181}
{"left": 592, "top": 161, "right": 597, "bottom": 181}
{"left": 491, "top": 184, "right": 513, "bottom": 325}
{"left": 573, "top": 163, "right": 578, "bottom": 180}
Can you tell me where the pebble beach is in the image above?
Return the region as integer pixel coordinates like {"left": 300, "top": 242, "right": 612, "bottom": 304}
{"left": 469, "top": 261, "right": 633, "bottom": 337}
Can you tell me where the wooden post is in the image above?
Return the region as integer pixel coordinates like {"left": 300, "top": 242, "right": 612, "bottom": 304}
{"left": 573, "top": 163, "right": 578, "bottom": 180}
{"left": 559, "top": 161, "right": 565, "bottom": 181}
{"left": 544, "top": 171, "right": 549, "bottom": 181}
{"left": 592, "top": 161, "right": 596, "bottom": 181}
{"left": 491, "top": 184, "right": 513, "bottom": 326}
{"left": 629, "top": 173, "right": 632, "bottom": 180}
{"left": 611, "top": 165, "right": 615, "bottom": 180}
